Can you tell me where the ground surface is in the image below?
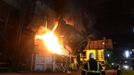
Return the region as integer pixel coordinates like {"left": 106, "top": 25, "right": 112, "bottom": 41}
{"left": 0, "top": 72, "right": 81, "bottom": 75}
{"left": 0, "top": 70, "right": 133, "bottom": 75}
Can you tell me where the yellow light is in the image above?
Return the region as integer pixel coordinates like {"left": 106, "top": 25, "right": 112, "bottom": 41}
{"left": 35, "top": 28, "right": 68, "bottom": 55}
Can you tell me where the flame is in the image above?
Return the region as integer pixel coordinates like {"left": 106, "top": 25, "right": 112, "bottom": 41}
{"left": 35, "top": 22, "right": 68, "bottom": 55}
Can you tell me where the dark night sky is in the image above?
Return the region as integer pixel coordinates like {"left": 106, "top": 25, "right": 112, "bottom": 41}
{"left": 44, "top": 0, "right": 134, "bottom": 47}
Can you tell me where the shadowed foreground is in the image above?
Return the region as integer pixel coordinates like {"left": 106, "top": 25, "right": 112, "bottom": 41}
{"left": 0, "top": 72, "right": 81, "bottom": 75}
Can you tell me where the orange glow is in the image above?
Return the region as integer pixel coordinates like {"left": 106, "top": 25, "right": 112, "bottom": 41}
{"left": 63, "top": 16, "right": 74, "bottom": 26}
{"left": 35, "top": 22, "right": 68, "bottom": 55}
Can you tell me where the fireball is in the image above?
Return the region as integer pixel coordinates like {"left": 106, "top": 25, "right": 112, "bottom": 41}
{"left": 35, "top": 22, "right": 68, "bottom": 55}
